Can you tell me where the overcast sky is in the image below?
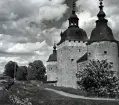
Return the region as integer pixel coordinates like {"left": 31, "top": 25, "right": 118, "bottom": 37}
{"left": 0, "top": 0, "right": 119, "bottom": 73}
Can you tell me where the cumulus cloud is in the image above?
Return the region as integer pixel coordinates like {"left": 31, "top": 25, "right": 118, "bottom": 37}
{"left": 0, "top": 0, "right": 68, "bottom": 72}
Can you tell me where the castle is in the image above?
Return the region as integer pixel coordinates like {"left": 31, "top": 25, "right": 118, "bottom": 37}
{"left": 46, "top": 0, "right": 119, "bottom": 89}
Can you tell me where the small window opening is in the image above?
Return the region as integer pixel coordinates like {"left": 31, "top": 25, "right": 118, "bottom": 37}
{"left": 71, "top": 23, "right": 73, "bottom": 26}
{"left": 71, "top": 59, "right": 74, "bottom": 62}
{"left": 88, "top": 53, "right": 91, "bottom": 56}
{"left": 104, "top": 51, "right": 107, "bottom": 54}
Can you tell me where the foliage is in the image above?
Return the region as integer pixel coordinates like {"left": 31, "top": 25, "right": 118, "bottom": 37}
{"left": 27, "top": 60, "right": 46, "bottom": 81}
{"left": 9, "top": 95, "right": 32, "bottom": 105}
{"left": 16, "top": 66, "right": 27, "bottom": 81}
{"left": 4, "top": 61, "right": 18, "bottom": 78}
{"left": 77, "top": 60, "right": 119, "bottom": 98}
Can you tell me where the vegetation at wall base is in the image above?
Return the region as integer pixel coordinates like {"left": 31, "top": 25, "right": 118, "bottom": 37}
{"left": 77, "top": 60, "right": 119, "bottom": 98}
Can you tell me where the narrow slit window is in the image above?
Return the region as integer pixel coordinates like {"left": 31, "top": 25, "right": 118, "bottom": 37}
{"left": 71, "top": 59, "right": 74, "bottom": 62}
{"left": 104, "top": 51, "right": 107, "bottom": 54}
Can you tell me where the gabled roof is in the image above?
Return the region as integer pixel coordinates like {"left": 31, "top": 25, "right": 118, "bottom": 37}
{"left": 77, "top": 53, "right": 88, "bottom": 63}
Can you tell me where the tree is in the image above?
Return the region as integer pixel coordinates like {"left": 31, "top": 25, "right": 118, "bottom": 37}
{"left": 27, "top": 66, "right": 36, "bottom": 80}
{"left": 4, "top": 61, "right": 18, "bottom": 78}
{"left": 16, "top": 66, "right": 27, "bottom": 80}
{"left": 27, "top": 60, "right": 46, "bottom": 81}
{"left": 77, "top": 60, "right": 119, "bottom": 97}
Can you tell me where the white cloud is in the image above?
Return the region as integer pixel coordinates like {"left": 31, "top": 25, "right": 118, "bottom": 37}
{"left": 7, "top": 41, "right": 47, "bottom": 53}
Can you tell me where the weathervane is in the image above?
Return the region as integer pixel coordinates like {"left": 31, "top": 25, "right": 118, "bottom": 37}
{"left": 99, "top": 0, "right": 104, "bottom": 11}
{"left": 72, "top": 0, "right": 76, "bottom": 14}
{"left": 53, "top": 41, "right": 56, "bottom": 50}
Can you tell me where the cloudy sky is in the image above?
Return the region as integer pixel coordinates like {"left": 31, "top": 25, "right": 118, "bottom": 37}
{"left": 0, "top": 0, "right": 119, "bottom": 73}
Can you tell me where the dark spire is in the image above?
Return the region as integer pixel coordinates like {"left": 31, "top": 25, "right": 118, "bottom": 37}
{"left": 68, "top": 0, "right": 79, "bottom": 27}
{"left": 60, "top": 31, "right": 63, "bottom": 36}
{"left": 72, "top": 0, "right": 76, "bottom": 14}
{"left": 97, "top": 0, "right": 106, "bottom": 20}
{"left": 53, "top": 42, "right": 56, "bottom": 54}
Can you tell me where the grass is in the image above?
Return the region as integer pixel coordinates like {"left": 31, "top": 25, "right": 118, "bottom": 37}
{"left": 1, "top": 81, "right": 119, "bottom": 105}
{"left": 46, "top": 85, "right": 90, "bottom": 96}
{"left": 46, "top": 85, "right": 119, "bottom": 98}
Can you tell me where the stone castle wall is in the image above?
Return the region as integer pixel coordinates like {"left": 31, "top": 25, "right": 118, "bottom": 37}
{"left": 57, "top": 40, "right": 87, "bottom": 88}
{"left": 88, "top": 41, "right": 119, "bottom": 73}
{"left": 46, "top": 62, "right": 58, "bottom": 82}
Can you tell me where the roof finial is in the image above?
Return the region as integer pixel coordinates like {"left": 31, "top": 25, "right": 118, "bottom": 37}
{"left": 53, "top": 41, "right": 56, "bottom": 50}
{"left": 99, "top": 0, "right": 103, "bottom": 11}
{"left": 97, "top": 0, "right": 106, "bottom": 20}
{"left": 72, "top": 0, "right": 76, "bottom": 14}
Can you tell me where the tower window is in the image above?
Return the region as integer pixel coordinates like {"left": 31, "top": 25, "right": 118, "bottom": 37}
{"left": 71, "top": 23, "right": 73, "bottom": 26}
{"left": 79, "top": 49, "right": 80, "bottom": 52}
{"left": 71, "top": 59, "right": 74, "bottom": 62}
{"left": 104, "top": 51, "right": 107, "bottom": 54}
{"left": 88, "top": 53, "right": 91, "bottom": 56}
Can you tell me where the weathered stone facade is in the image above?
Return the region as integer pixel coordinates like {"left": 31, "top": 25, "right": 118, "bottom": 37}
{"left": 57, "top": 41, "right": 87, "bottom": 88}
{"left": 88, "top": 41, "right": 119, "bottom": 73}
{"left": 47, "top": 62, "right": 58, "bottom": 82}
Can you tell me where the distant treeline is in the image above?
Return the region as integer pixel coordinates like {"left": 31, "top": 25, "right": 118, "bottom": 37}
{"left": 3, "top": 60, "right": 47, "bottom": 81}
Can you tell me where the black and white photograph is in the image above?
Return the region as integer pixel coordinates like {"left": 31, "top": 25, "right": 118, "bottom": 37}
{"left": 0, "top": 0, "right": 119, "bottom": 105}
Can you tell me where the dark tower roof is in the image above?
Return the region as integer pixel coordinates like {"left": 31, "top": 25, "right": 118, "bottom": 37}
{"left": 47, "top": 43, "right": 57, "bottom": 62}
{"left": 57, "top": 0, "right": 88, "bottom": 45}
{"left": 88, "top": 0, "right": 116, "bottom": 44}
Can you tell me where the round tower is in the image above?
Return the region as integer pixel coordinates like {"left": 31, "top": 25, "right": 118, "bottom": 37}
{"left": 88, "top": 0, "right": 119, "bottom": 74}
{"left": 57, "top": 0, "right": 88, "bottom": 88}
{"left": 47, "top": 43, "right": 58, "bottom": 83}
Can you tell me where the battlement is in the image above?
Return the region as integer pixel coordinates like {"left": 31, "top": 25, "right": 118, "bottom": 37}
{"left": 47, "top": 61, "right": 57, "bottom": 65}
{"left": 57, "top": 40, "right": 87, "bottom": 49}
{"left": 89, "top": 41, "right": 118, "bottom": 48}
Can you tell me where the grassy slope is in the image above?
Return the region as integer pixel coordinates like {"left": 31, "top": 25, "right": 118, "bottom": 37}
{"left": 1, "top": 81, "right": 119, "bottom": 105}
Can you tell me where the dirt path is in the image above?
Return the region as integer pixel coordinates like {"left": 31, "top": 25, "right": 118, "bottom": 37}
{"left": 45, "top": 88, "right": 119, "bottom": 101}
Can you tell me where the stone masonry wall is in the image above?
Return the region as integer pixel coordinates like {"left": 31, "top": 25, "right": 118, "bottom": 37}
{"left": 57, "top": 40, "right": 87, "bottom": 88}
{"left": 88, "top": 41, "right": 119, "bottom": 74}
{"left": 47, "top": 62, "right": 58, "bottom": 82}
